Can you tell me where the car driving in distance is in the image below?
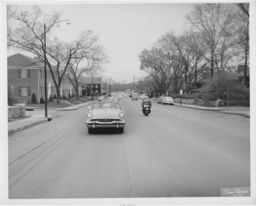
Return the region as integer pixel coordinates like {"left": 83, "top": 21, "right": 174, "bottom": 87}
{"left": 157, "top": 96, "right": 165, "bottom": 104}
{"left": 161, "top": 96, "right": 174, "bottom": 105}
{"left": 131, "top": 93, "right": 139, "bottom": 101}
{"left": 86, "top": 101, "right": 126, "bottom": 134}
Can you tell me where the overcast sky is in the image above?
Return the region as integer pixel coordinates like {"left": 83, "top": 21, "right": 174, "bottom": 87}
{"left": 9, "top": 4, "right": 195, "bottom": 83}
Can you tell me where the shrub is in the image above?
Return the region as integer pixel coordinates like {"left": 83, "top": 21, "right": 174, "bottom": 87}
{"left": 196, "top": 73, "right": 249, "bottom": 106}
{"left": 8, "top": 89, "right": 18, "bottom": 106}
{"left": 53, "top": 94, "right": 57, "bottom": 99}
{"left": 8, "top": 95, "right": 15, "bottom": 106}
{"left": 40, "top": 97, "right": 45, "bottom": 104}
{"left": 31, "top": 93, "right": 37, "bottom": 104}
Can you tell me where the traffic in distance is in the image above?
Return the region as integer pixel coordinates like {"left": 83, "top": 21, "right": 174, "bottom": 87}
{"left": 86, "top": 92, "right": 175, "bottom": 134}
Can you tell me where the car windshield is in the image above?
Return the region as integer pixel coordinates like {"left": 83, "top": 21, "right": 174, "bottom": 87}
{"left": 92, "top": 102, "right": 119, "bottom": 109}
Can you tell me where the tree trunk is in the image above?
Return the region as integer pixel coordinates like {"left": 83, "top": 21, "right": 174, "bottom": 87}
{"left": 184, "top": 65, "right": 188, "bottom": 92}
{"left": 56, "top": 88, "right": 61, "bottom": 104}
{"left": 194, "top": 61, "right": 198, "bottom": 89}
{"left": 243, "top": 35, "right": 249, "bottom": 87}
{"left": 173, "top": 77, "right": 178, "bottom": 94}
{"left": 75, "top": 87, "right": 80, "bottom": 100}
{"left": 210, "top": 51, "right": 214, "bottom": 79}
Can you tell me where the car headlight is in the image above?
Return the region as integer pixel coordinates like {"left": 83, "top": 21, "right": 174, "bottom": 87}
{"left": 119, "top": 112, "right": 124, "bottom": 118}
{"left": 88, "top": 113, "right": 92, "bottom": 118}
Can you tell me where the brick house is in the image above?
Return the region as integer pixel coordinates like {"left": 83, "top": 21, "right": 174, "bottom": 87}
{"left": 8, "top": 53, "right": 74, "bottom": 103}
{"left": 81, "top": 76, "right": 102, "bottom": 96}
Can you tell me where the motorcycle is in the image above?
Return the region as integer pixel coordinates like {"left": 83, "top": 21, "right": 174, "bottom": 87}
{"left": 142, "top": 104, "right": 151, "bottom": 116}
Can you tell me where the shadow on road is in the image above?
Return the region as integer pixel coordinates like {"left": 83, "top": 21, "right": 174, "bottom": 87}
{"left": 88, "top": 128, "right": 124, "bottom": 135}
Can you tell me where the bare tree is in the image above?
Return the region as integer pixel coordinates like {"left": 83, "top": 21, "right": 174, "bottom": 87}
{"left": 66, "top": 45, "right": 107, "bottom": 100}
{"left": 7, "top": 6, "right": 101, "bottom": 103}
{"left": 157, "top": 32, "right": 207, "bottom": 94}
{"left": 237, "top": 3, "right": 249, "bottom": 17}
{"left": 45, "top": 31, "right": 101, "bottom": 103}
{"left": 156, "top": 33, "right": 184, "bottom": 94}
{"left": 187, "top": 4, "right": 236, "bottom": 79}
{"left": 139, "top": 47, "right": 173, "bottom": 96}
{"left": 136, "top": 76, "right": 155, "bottom": 95}
{"left": 186, "top": 31, "right": 207, "bottom": 89}
{"left": 235, "top": 3, "right": 249, "bottom": 87}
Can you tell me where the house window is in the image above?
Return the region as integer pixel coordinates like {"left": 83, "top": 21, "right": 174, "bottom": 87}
{"left": 21, "top": 69, "right": 28, "bottom": 78}
{"left": 20, "top": 87, "right": 31, "bottom": 97}
{"left": 95, "top": 84, "right": 98, "bottom": 89}
{"left": 21, "top": 87, "right": 31, "bottom": 97}
{"left": 21, "top": 88, "right": 27, "bottom": 96}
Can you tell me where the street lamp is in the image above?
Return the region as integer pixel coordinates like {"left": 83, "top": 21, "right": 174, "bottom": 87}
{"left": 91, "top": 73, "right": 94, "bottom": 101}
{"left": 43, "top": 23, "right": 48, "bottom": 118}
{"left": 109, "top": 78, "right": 112, "bottom": 97}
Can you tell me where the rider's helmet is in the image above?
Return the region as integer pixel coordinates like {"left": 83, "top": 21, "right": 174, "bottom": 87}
{"left": 142, "top": 97, "right": 150, "bottom": 102}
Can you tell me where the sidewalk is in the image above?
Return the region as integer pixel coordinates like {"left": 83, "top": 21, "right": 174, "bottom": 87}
{"left": 8, "top": 101, "right": 90, "bottom": 135}
{"left": 218, "top": 106, "right": 250, "bottom": 118}
{"left": 174, "top": 103, "right": 250, "bottom": 118}
{"left": 57, "top": 102, "right": 90, "bottom": 111}
{"left": 174, "top": 103, "right": 220, "bottom": 111}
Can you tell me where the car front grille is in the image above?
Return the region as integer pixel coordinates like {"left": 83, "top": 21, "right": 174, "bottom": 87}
{"left": 91, "top": 119, "right": 121, "bottom": 122}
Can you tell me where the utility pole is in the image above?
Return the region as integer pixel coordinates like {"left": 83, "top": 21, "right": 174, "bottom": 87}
{"left": 91, "top": 73, "right": 94, "bottom": 101}
{"left": 44, "top": 24, "right": 48, "bottom": 118}
{"left": 133, "top": 75, "right": 135, "bottom": 92}
{"left": 109, "top": 78, "right": 112, "bottom": 97}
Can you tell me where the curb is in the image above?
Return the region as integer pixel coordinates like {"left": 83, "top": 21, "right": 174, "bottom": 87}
{"left": 8, "top": 119, "right": 48, "bottom": 135}
{"left": 219, "top": 111, "right": 250, "bottom": 118}
{"left": 173, "top": 103, "right": 220, "bottom": 111}
{"left": 174, "top": 103, "right": 249, "bottom": 118}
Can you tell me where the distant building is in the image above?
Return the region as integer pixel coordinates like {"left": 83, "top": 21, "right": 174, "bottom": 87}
{"left": 81, "top": 76, "right": 102, "bottom": 96}
{"left": 8, "top": 53, "right": 74, "bottom": 103}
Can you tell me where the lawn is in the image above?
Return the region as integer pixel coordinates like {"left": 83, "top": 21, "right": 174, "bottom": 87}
{"left": 27, "top": 97, "right": 92, "bottom": 109}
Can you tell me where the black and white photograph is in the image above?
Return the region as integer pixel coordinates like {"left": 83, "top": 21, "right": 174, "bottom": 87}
{"left": 1, "top": 0, "right": 256, "bottom": 204}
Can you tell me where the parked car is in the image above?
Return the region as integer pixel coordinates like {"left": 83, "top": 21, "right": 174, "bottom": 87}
{"left": 131, "top": 93, "right": 139, "bottom": 101}
{"left": 157, "top": 96, "right": 165, "bottom": 104}
{"left": 86, "top": 101, "right": 126, "bottom": 134}
{"left": 98, "top": 95, "right": 106, "bottom": 101}
{"left": 139, "top": 94, "right": 148, "bottom": 100}
{"left": 161, "top": 96, "right": 174, "bottom": 105}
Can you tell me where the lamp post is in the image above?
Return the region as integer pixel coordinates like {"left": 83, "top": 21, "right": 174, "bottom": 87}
{"left": 44, "top": 23, "right": 48, "bottom": 118}
{"left": 91, "top": 73, "right": 94, "bottom": 101}
{"left": 109, "top": 78, "right": 112, "bottom": 97}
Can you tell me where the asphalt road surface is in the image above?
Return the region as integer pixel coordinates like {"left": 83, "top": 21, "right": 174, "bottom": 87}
{"left": 9, "top": 98, "right": 250, "bottom": 198}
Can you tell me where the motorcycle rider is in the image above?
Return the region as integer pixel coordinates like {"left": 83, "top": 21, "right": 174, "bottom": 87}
{"left": 141, "top": 97, "right": 152, "bottom": 115}
{"left": 141, "top": 97, "right": 152, "bottom": 108}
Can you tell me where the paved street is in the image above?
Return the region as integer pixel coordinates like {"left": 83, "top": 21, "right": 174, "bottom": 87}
{"left": 9, "top": 98, "right": 250, "bottom": 198}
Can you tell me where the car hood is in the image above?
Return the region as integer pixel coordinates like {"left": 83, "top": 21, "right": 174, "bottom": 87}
{"left": 89, "top": 108, "right": 123, "bottom": 119}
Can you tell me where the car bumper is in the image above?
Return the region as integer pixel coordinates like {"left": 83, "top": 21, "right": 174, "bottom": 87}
{"left": 86, "top": 120, "right": 126, "bottom": 128}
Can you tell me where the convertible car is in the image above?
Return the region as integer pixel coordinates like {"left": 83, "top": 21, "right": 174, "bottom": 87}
{"left": 86, "top": 100, "right": 126, "bottom": 134}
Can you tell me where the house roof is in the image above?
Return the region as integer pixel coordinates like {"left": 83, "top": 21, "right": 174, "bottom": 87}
{"left": 8, "top": 53, "right": 44, "bottom": 69}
